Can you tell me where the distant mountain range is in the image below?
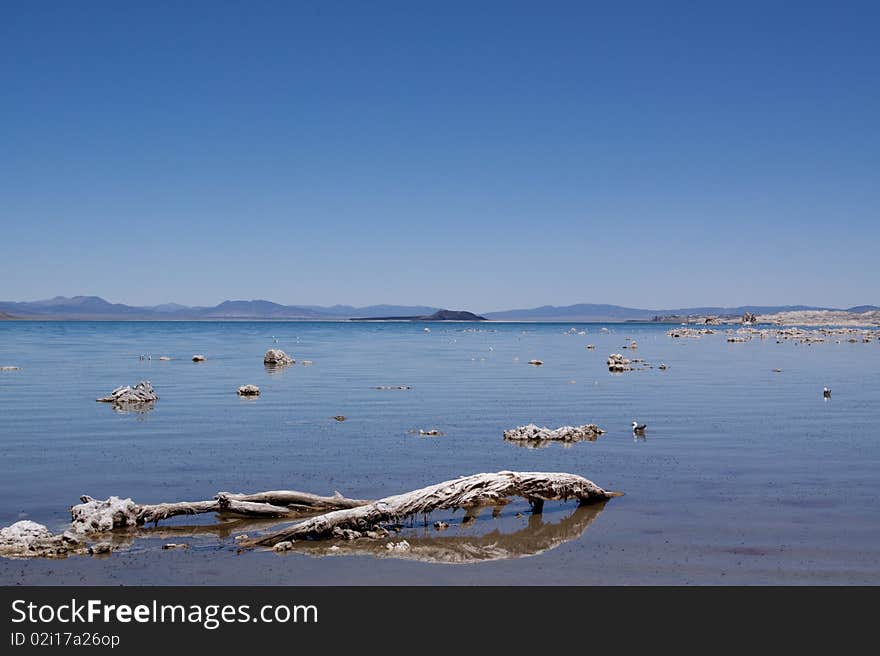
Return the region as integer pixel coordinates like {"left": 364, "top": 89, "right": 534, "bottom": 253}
{"left": 0, "top": 296, "right": 876, "bottom": 321}
{"left": 481, "top": 303, "right": 880, "bottom": 322}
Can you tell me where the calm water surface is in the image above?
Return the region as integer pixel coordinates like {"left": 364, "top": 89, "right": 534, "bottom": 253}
{"left": 1, "top": 321, "right": 878, "bottom": 584}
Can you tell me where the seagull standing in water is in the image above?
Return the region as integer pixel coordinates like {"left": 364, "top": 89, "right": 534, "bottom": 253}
{"left": 632, "top": 421, "right": 647, "bottom": 436}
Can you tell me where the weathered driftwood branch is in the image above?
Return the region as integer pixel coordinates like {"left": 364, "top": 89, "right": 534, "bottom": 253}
{"left": 136, "top": 497, "right": 294, "bottom": 525}
{"left": 218, "top": 490, "right": 371, "bottom": 511}
{"left": 248, "top": 471, "right": 620, "bottom": 547}
{"left": 2, "top": 472, "right": 620, "bottom": 559}
{"left": 69, "top": 488, "right": 370, "bottom": 534}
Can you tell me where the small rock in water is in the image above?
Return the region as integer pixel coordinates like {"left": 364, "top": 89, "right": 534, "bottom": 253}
{"left": 585, "top": 345, "right": 596, "bottom": 350}
{"left": 607, "top": 353, "right": 631, "bottom": 372}
{"left": 192, "top": 354, "right": 207, "bottom": 362}
{"left": 528, "top": 359, "right": 544, "bottom": 366}
{"left": 375, "top": 385, "right": 411, "bottom": 390}
{"left": 273, "top": 541, "right": 294, "bottom": 552}
{"left": 264, "top": 349, "right": 294, "bottom": 366}
{"left": 162, "top": 543, "right": 188, "bottom": 550}
{"left": 237, "top": 384, "right": 260, "bottom": 396}
{"left": 301, "top": 360, "right": 314, "bottom": 365}
{"left": 88, "top": 543, "right": 112, "bottom": 555}
{"left": 234, "top": 534, "right": 249, "bottom": 541}
{"left": 158, "top": 356, "right": 172, "bottom": 361}
{"left": 504, "top": 423, "right": 605, "bottom": 442}
{"left": 96, "top": 381, "right": 158, "bottom": 405}
{"left": 333, "top": 415, "right": 347, "bottom": 422}
{"left": 418, "top": 429, "right": 443, "bottom": 436}
{"left": 0, "top": 366, "right": 21, "bottom": 371}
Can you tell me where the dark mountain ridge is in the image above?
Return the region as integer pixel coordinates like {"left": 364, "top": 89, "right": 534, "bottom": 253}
{"left": 0, "top": 296, "right": 875, "bottom": 321}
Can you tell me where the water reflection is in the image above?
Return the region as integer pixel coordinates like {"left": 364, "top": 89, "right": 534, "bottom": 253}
{"left": 504, "top": 435, "right": 601, "bottom": 449}
{"left": 263, "top": 363, "right": 292, "bottom": 376}
{"left": 112, "top": 500, "right": 608, "bottom": 564}
{"left": 108, "top": 401, "right": 156, "bottom": 415}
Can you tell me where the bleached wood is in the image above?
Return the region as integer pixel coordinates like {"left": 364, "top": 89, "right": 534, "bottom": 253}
{"left": 249, "top": 471, "right": 619, "bottom": 547}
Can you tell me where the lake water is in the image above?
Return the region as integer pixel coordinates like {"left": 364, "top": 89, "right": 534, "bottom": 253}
{"left": 1, "top": 321, "right": 879, "bottom": 584}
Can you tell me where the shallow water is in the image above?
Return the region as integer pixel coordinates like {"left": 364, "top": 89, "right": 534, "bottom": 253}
{"left": 1, "top": 321, "right": 879, "bottom": 584}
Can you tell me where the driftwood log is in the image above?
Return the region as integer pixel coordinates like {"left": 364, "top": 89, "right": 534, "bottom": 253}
{"left": 248, "top": 471, "right": 619, "bottom": 547}
{"left": 1, "top": 472, "right": 619, "bottom": 559}
{"left": 69, "top": 489, "right": 371, "bottom": 533}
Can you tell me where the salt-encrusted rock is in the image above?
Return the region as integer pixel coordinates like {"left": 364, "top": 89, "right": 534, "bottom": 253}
{"left": 386, "top": 540, "right": 411, "bottom": 552}
{"left": 528, "top": 359, "right": 544, "bottom": 366}
{"left": 237, "top": 384, "right": 260, "bottom": 396}
{"left": 1, "top": 521, "right": 50, "bottom": 553}
{"left": 0, "top": 520, "right": 87, "bottom": 558}
{"left": 3, "top": 521, "right": 50, "bottom": 542}
{"left": 264, "top": 349, "right": 294, "bottom": 366}
{"left": 503, "top": 423, "right": 605, "bottom": 442}
{"left": 162, "top": 543, "right": 188, "bottom": 550}
{"left": 742, "top": 312, "right": 757, "bottom": 324}
{"left": 273, "top": 541, "right": 294, "bottom": 552}
{"left": 88, "top": 543, "right": 111, "bottom": 555}
{"left": 192, "top": 354, "right": 207, "bottom": 362}
{"left": 96, "top": 381, "right": 158, "bottom": 405}
{"left": 667, "top": 328, "right": 715, "bottom": 338}
{"left": 69, "top": 496, "right": 140, "bottom": 533}
{"left": 607, "top": 353, "right": 631, "bottom": 372}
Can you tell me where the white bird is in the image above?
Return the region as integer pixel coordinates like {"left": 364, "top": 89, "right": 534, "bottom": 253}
{"left": 632, "top": 421, "right": 647, "bottom": 435}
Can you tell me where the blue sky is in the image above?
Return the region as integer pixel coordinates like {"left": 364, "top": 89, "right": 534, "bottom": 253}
{"left": 2, "top": 1, "right": 878, "bottom": 311}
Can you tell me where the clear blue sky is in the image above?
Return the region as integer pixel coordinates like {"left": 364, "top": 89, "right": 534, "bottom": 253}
{"left": 2, "top": 1, "right": 878, "bottom": 311}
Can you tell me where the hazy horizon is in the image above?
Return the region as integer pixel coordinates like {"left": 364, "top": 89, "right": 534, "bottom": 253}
{"left": 3, "top": 3, "right": 878, "bottom": 310}
{"left": 1, "top": 293, "right": 876, "bottom": 315}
